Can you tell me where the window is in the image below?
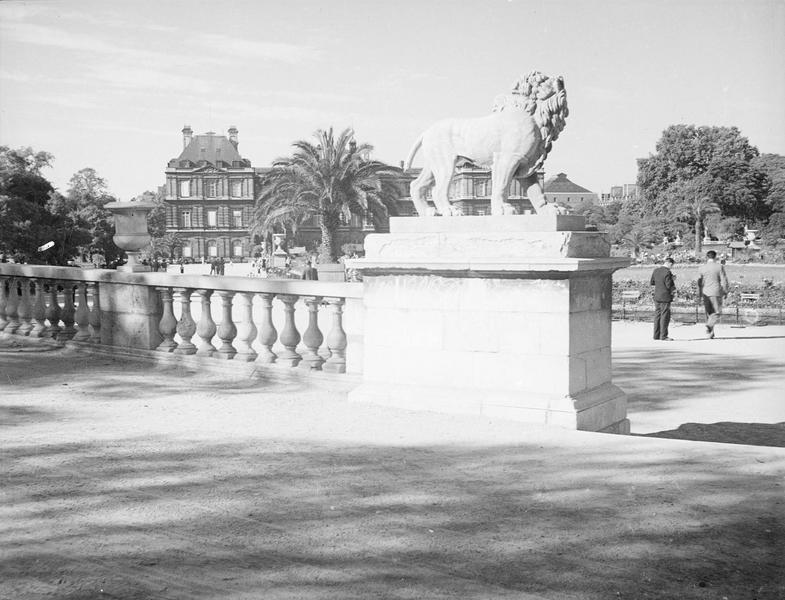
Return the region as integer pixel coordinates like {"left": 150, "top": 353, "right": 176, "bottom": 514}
{"left": 207, "top": 241, "right": 218, "bottom": 257}
{"left": 206, "top": 180, "right": 217, "bottom": 198}
{"left": 181, "top": 210, "right": 192, "bottom": 228}
{"left": 207, "top": 209, "right": 217, "bottom": 228}
{"left": 179, "top": 180, "right": 191, "bottom": 197}
{"left": 232, "top": 209, "right": 242, "bottom": 228}
{"left": 231, "top": 180, "right": 242, "bottom": 197}
{"left": 182, "top": 245, "right": 192, "bottom": 258}
{"left": 232, "top": 241, "right": 243, "bottom": 257}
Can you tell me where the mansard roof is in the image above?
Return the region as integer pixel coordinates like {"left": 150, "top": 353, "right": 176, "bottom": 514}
{"left": 177, "top": 132, "right": 245, "bottom": 166}
{"left": 544, "top": 172, "right": 594, "bottom": 194}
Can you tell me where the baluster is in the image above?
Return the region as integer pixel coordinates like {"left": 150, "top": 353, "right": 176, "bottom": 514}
{"left": 88, "top": 283, "right": 101, "bottom": 343}
{"left": 30, "top": 279, "right": 47, "bottom": 337}
{"left": 323, "top": 298, "right": 347, "bottom": 373}
{"left": 16, "top": 279, "right": 33, "bottom": 335}
{"left": 276, "top": 294, "right": 301, "bottom": 367}
{"left": 173, "top": 288, "right": 197, "bottom": 355}
{"left": 156, "top": 287, "right": 178, "bottom": 352}
{"left": 195, "top": 289, "right": 217, "bottom": 357}
{"left": 255, "top": 293, "right": 277, "bottom": 364}
{"left": 0, "top": 277, "right": 8, "bottom": 330}
{"left": 45, "top": 282, "right": 62, "bottom": 339}
{"left": 215, "top": 291, "right": 237, "bottom": 359}
{"left": 72, "top": 282, "right": 91, "bottom": 342}
{"left": 59, "top": 282, "right": 77, "bottom": 340}
{"left": 234, "top": 292, "right": 257, "bottom": 361}
{"left": 301, "top": 296, "right": 325, "bottom": 370}
{"left": 4, "top": 278, "right": 20, "bottom": 334}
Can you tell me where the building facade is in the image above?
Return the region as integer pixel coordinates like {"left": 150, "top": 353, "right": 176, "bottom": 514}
{"left": 164, "top": 126, "right": 256, "bottom": 260}
{"left": 397, "top": 158, "right": 540, "bottom": 216}
{"left": 599, "top": 183, "right": 638, "bottom": 206}
{"left": 542, "top": 172, "right": 598, "bottom": 208}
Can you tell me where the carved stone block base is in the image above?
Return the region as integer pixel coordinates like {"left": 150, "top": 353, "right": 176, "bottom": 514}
{"left": 348, "top": 381, "right": 627, "bottom": 432}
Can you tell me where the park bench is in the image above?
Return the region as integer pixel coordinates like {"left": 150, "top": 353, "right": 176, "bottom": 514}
{"left": 620, "top": 290, "right": 641, "bottom": 321}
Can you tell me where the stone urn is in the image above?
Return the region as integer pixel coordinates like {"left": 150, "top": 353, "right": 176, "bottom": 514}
{"left": 105, "top": 199, "right": 157, "bottom": 272}
{"left": 271, "top": 233, "right": 289, "bottom": 269}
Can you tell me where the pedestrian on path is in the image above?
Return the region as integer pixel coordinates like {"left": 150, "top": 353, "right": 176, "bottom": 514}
{"left": 650, "top": 256, "right": 676, "bottom": 340}
{"left": 697, "top": 250, "right": 729, "bottom": 339}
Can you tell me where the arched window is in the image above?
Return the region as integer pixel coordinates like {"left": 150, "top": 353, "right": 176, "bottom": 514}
{"left": 207, "top": 240, "right": 218, "bottom": 257}
{"left": 179, "top": 180, "right": 191, "bottom": 197}
{"left": 232, "top": 241, "right": 243, "bottom": 257}
{"left": 182, "top": 245, "right": 192, "bottom": 258}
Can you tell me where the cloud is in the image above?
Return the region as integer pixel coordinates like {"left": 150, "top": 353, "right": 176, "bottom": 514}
{"left": 0, "top": 2, "right": 48, "bottom": 21}
{"left": 201, "top": 33, "right": 320, "bottom": 64}
{"left": 36, "top": 93, "right": 101, "bottom": 110}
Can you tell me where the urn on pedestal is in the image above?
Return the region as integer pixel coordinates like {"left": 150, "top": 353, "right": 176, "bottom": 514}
{"left": 105, "top": 199, "right": 157, "bottom": 272}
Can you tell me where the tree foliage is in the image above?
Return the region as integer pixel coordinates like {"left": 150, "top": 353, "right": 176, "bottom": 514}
{"left": 252, "top": 127, "right": 401, "bottom": 262}
{"left": 638, "top": 125, "right": 770, "bottom": 222}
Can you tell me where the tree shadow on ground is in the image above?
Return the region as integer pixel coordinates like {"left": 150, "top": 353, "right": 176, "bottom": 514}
{"left": 1, "top": 438, "right": 783, "bottom": 600}
{"left": 614, "top": 348, "right": 783, "bottom": 412}
{"left": 638, "top": 422, "right": 785, "bottom": 448}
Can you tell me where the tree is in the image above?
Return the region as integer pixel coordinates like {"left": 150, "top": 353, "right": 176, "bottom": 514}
{"left": 667, "top": 177, "right": 721, "bottom": 257}
{"left": 0, "top": 146, "right": 54, "bottom": 188}
{"left": 621, "top": 221, "right": 659, "bottom": 260}
{"left": 130, "top": 189, "right": 167, "bottom": 238}
{"left": 752, "top": 153, "right": 785, "bottom": 213}
{"left": 152, "top": 232, "right": 183, "bottom": 260}
{"left": 65, "top": 168, "right": 117, "bottom": 261}
{"left": 0, "top": 146, "right": 64, "bottom": 262}
{"left": 638, "top": 125, "right": 769, "bottom": 221}
{"left": 252, "top": 127, "right": 401, "bottom": 262}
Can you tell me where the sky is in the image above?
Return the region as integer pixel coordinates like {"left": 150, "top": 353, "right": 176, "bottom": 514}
{"left": 1, "top": 0, "right": 784, "bottom": 201}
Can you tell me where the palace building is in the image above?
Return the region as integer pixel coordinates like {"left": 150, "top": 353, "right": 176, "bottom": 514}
{"left": 164, "top": 126, "right": 256, "bottom": 260}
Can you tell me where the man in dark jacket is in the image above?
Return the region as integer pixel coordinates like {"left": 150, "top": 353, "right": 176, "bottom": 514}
{"left": 650, "top": 257, "right": 677, "bottom": 340}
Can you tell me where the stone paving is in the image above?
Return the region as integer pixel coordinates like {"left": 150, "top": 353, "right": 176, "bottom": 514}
{"left": 1, "top": 322, "right": 784, "bottom": 599}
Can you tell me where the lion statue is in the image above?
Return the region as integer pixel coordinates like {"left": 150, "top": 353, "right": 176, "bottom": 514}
{"left": 406, "top": 70, "right": 569, "bottom": 216}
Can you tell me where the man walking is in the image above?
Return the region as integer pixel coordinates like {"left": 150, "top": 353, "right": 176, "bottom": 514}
{"left": 697, "top": 250, "right": 729, "bottom": 339}
{"left": 650, "top": 256, "right": 677, "bottom": 340}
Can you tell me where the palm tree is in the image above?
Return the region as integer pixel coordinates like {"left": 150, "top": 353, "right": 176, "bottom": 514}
{"left": 622, "top": 223, "right": 658, "bottom": 260}
{"left": 677, "top": 191, "right": 721, "bottom": 258}
{"left": 252, "top": 128, "right": 401, "bottom": 263}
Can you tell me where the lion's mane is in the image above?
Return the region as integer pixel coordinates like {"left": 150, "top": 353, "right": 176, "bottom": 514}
{"left": 492, "top": 70, "right": 569, "bottom": 177}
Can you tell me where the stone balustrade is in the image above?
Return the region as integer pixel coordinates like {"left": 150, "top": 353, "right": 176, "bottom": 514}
{"left": 0, "top": 264, "right": 363, "bottom": 375}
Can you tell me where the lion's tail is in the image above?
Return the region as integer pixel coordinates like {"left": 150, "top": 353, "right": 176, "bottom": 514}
{"left": 405, "top": 134, "right": 423, "bottom": 171}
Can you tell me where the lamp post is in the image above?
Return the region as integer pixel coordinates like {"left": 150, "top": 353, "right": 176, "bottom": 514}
{"left": 105, "top": 199, "right": 157, "bottom": 272}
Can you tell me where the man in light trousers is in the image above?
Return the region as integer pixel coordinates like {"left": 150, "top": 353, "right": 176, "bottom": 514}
{"left": 697, "top": 250, "right": 729, "bottom": 339}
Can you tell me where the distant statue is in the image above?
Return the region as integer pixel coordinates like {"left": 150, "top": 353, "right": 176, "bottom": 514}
{"left": 406, "top": 70, "right": 569, "bottom": 216}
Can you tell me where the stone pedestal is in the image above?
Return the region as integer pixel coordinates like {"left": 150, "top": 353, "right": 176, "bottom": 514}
{"left": 347, "top": 215, "right": 630, "bottom": 433}
{"left": 316, "top": 262, "right": 346, "bottom": 282}
{"left": 99, "top": 282, "right": 163, "bottom": 350}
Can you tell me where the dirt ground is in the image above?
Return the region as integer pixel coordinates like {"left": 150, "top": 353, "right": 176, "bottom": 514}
{"left": 1, "top": 322, "right": 784, "bottom": 599}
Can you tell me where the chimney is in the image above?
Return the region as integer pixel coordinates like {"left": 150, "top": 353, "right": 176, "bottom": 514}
{"left": 228, "top": 126, "right": 238, "bottom": 149}
{"left": 182, "top": 125, "right": 193, "bottom": 149}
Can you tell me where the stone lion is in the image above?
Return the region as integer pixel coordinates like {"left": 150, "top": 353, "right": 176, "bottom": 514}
{"left": 406, "top": 70, "right": 569, "bottom": 216}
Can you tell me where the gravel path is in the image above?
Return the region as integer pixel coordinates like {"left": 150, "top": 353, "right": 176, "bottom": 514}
{"left": 1, "top": 323, "right": 784, "bottom": 599}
